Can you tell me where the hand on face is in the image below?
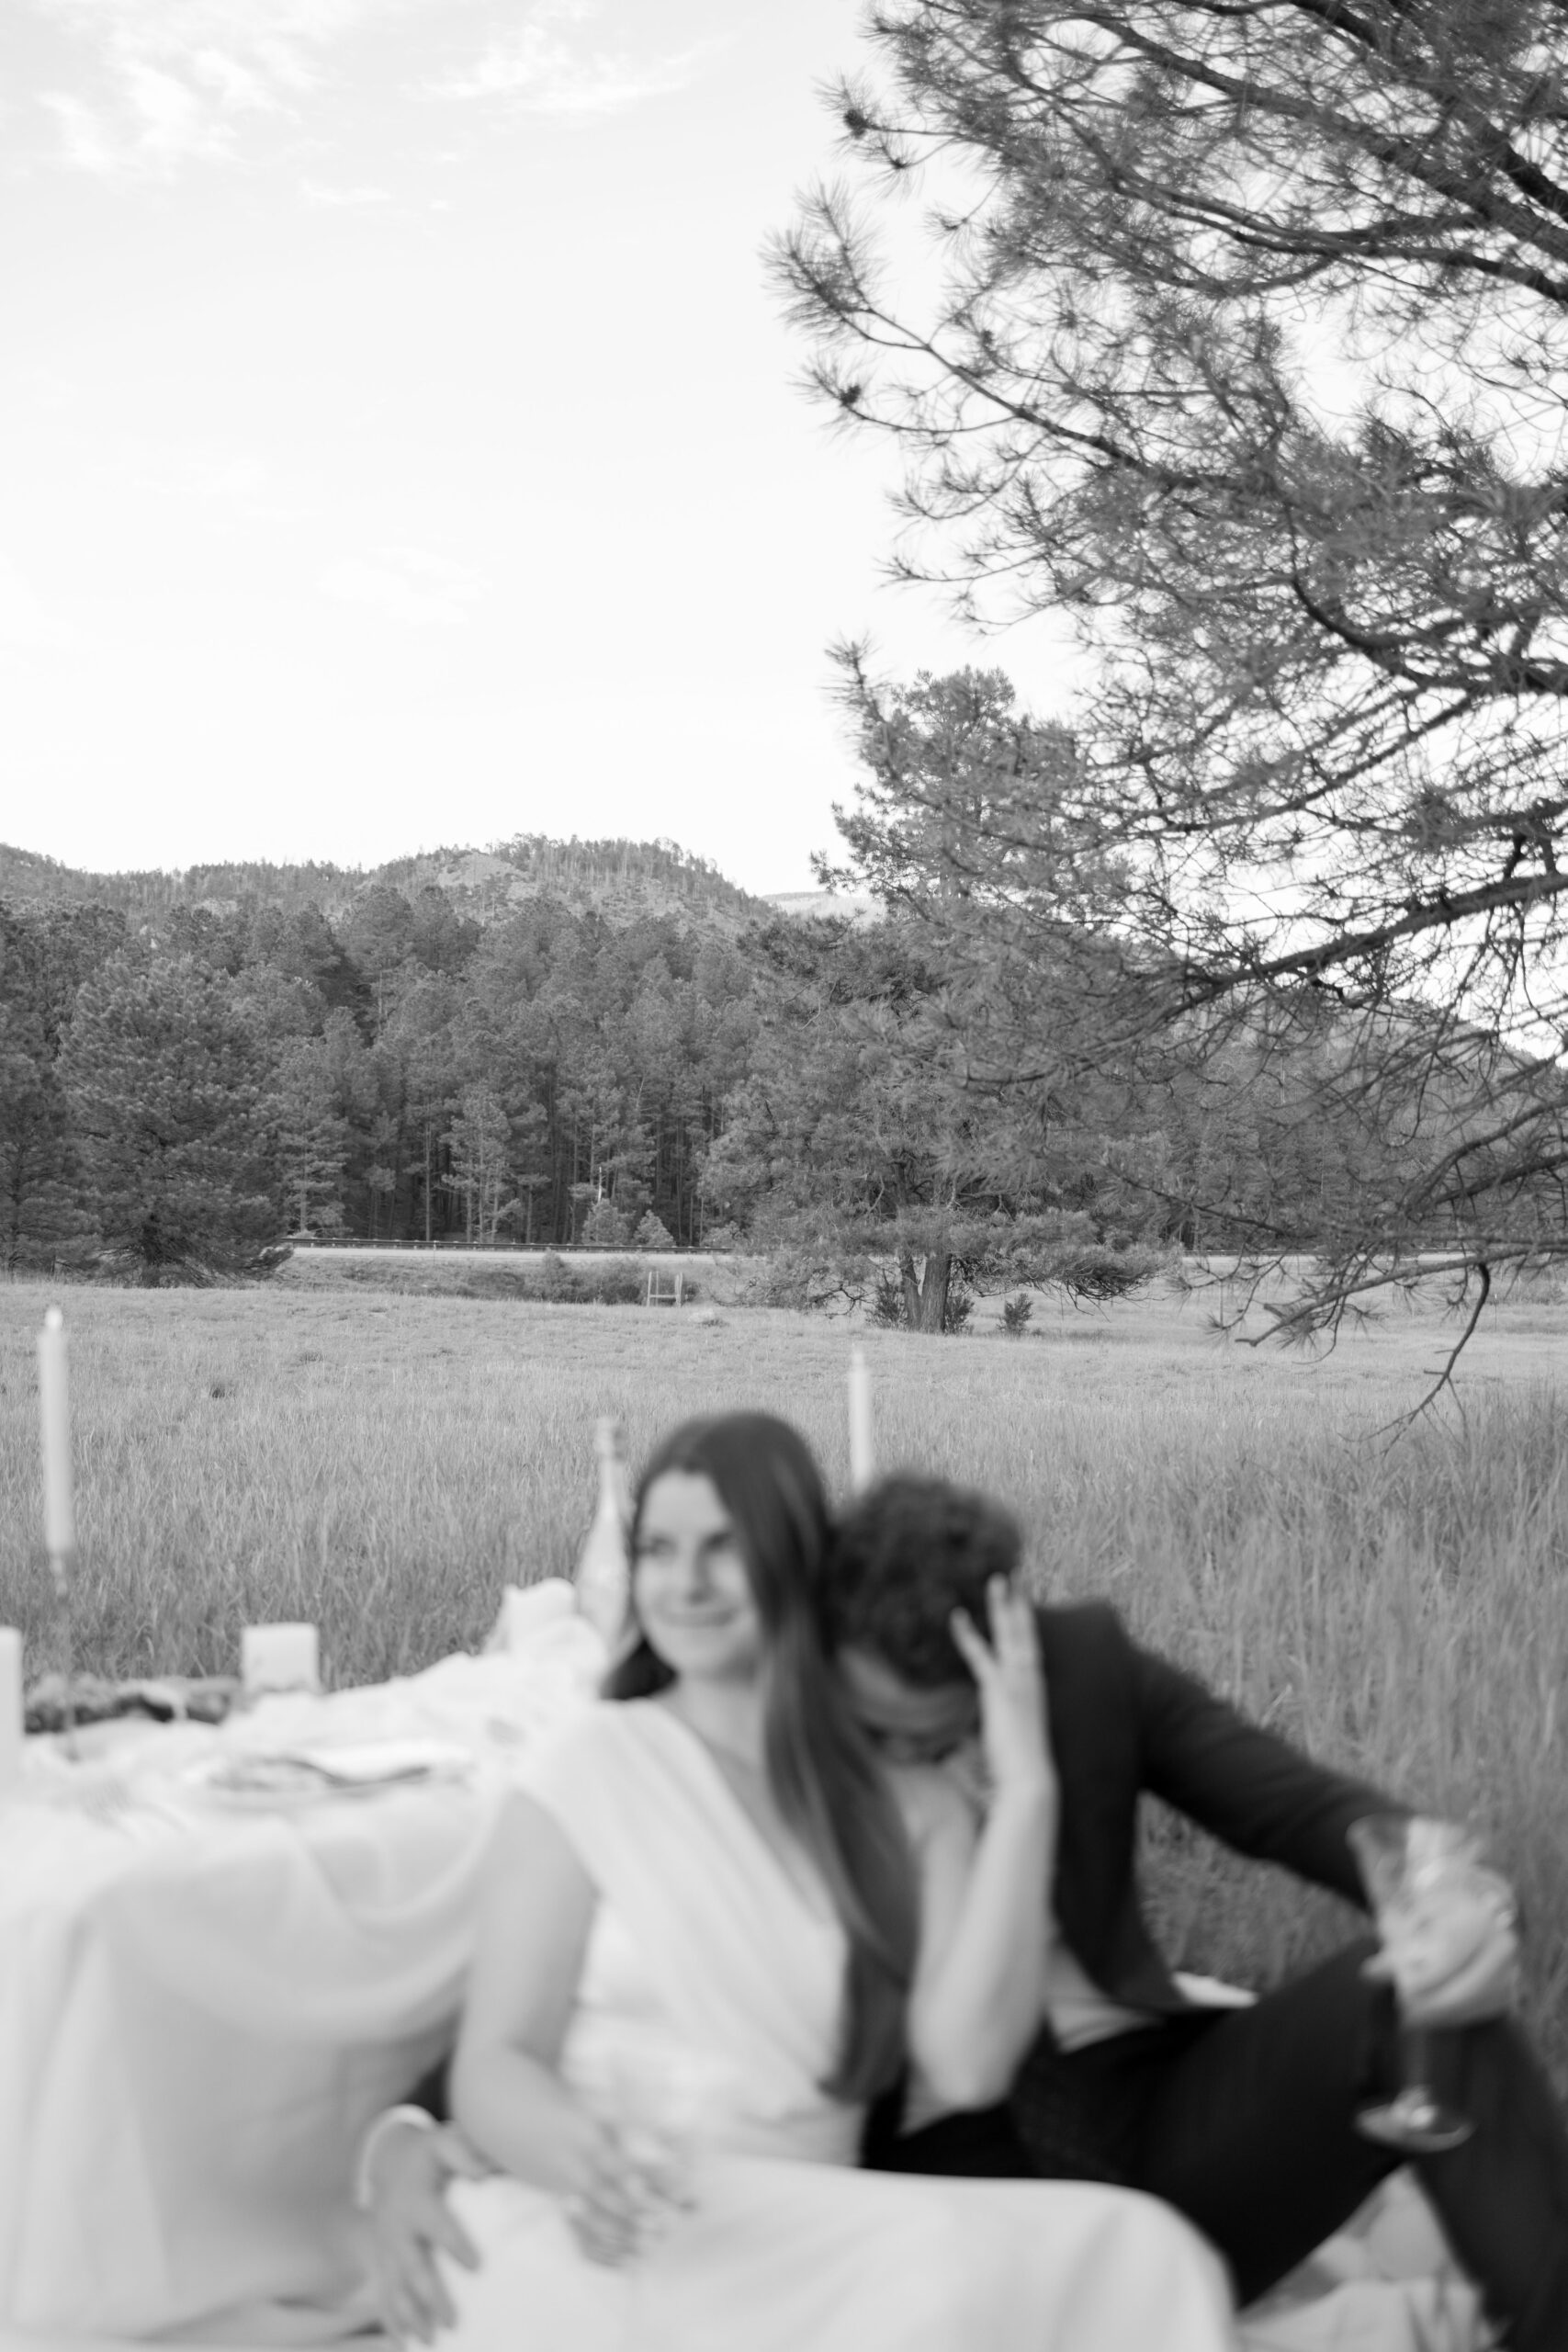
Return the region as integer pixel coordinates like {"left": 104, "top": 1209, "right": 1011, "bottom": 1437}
{"left": 948, "top": 1577, "right": 1055, "bottom": 1806}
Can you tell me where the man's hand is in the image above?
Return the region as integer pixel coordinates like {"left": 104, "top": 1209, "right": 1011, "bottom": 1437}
{"left": 949, "top": 1577, "right": 1055, "bottom": 1808}
{"left": 367, "top": 2121, "right": 490, "bottom": 2344}
{"left": 1362, "top": 1850, "right": 1520, "bottom": 2029}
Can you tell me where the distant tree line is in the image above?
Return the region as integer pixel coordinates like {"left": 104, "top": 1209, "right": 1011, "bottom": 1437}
{"left": 1, "top": 831, "right": 764, "bottom": 1283}
{"left": 0, "top": 875, "right": 759, "bottom": 1277}
{"left": 1, "top": 780, "right": 1517, "bottom": 1324}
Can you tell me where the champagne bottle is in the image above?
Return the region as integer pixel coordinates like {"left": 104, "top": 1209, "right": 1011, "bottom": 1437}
{"left": 576, "top": 1417, "right": 632, "bottom": 1643}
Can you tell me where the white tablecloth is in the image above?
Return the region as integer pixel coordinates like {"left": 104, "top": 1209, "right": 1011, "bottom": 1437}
{"left": 0, "top": 1585, "right": 604, "bottom": 2346}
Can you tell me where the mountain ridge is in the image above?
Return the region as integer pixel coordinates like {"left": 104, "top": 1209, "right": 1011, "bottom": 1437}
{"left": 0, "top": 837, "right": 766, "bottom": 933}
{"left": 0, "top": 839, "right": 882, "bottom": 933}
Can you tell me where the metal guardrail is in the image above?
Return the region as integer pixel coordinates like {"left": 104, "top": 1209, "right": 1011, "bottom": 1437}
{"left": 286, "top": 1236, "right": 713, "bottom": 1254}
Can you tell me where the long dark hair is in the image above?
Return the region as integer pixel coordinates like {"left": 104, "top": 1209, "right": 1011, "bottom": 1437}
{"left": 603, "top": 1412, "right": 917, "bottom": 2103}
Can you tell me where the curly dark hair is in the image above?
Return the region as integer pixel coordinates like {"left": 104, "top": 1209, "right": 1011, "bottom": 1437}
{"left": 827, "top": 1473, "right": 1023, "bottom": 1686}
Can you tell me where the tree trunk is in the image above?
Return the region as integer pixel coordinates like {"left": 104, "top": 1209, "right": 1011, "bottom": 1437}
{"left": 898, "top": 1241, "right": 951, "bottom": 1331}
{"left": 916, "top": 1246, "right": 951, "bottom": 1332}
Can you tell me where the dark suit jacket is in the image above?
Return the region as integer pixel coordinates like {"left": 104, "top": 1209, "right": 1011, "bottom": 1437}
{"left": 1035, "top": 1598, "right": 1390, "bottom": 2015}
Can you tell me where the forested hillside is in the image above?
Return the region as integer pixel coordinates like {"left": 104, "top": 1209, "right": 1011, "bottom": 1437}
{"left": 0, "top": 836, "right": 766, "bottom": 933}
{"left": 1, "top": 839, "right": 767, "bottom": 1270}
{"left": 0, "top": 807, "right": 1479, "bottom": 1315}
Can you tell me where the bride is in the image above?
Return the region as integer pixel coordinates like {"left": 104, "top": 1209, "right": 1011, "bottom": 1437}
{"left": 437, "top": 1411, "right": 1236, "bottom": 2351}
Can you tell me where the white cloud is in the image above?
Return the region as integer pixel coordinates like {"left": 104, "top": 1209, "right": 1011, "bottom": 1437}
{"left": 431, "top": 7, "right": 711, "bottom": 117}
{"left": 0, "top": 558, "right": 71, "bottom": 653}
{"left": 37, "top": 91, "right": 118, "bottom": 173}
{"left": 319, "top": 548, "right": 484, "bottom": 629}
{"left": 28, "top": 1, "right": 716, "bottom": 174}
{"left": 31, "top": 0, "right": 379, "bottom": 175}
{"left": 39, "top": 0, "right": 375, "bottom": 65}
{"left": 132, "top": 444, "right": 270, "bottom": 511}
{"left": 120, "top": 57, "right": 243, "bottom": 164}
{"left": 300, "top": 178, "right": 392, "bottom": 209}
{"left": 187, "top": 45, "right": 274, "bottom": 112}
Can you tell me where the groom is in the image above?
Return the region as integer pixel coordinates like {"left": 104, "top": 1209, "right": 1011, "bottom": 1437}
{"left": 366, "top": 1472, "right": 1566, "bottom": 2347}
{"left": 832, "top": 1473, "right": 1568, "bottom": 2350}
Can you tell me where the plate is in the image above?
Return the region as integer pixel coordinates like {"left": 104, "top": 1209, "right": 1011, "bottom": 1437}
{"left": 179, "top": 1738, "right": 475, "bottom": 1809}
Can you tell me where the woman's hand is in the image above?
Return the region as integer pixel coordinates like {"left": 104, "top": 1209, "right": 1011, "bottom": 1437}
{"left": 949, "top": 1577, "right": 1055, "bottom": 1806}
{"left": 564, "top": 2118, "right": 690, "bottom": 2267}
{"left": 365, "top": 2121, "right": 489, "bottom": 2345}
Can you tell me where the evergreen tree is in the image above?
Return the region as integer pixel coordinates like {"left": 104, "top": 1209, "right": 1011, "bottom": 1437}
{"left": 0, "top": 903, "right": 124, "bottom": 1270}
{"left": 272, "top": 1034, "right": 354, "bottom": 1237}
{"left": 778, "top": 0, "right": 1568, "bottom": 1328}
{"left": 444, "top": 1083, "right": 514, "bottom": 1243}
{"left": 59, "top": 953, "right": 279, "bottom": 1277}
{"left": 703, "top": 913, "right": 1061, "bottom": 1329}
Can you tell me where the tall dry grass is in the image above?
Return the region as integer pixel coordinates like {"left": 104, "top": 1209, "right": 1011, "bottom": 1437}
{"left": 3, "top": 1268, "right": 1566, "bottom": 2084}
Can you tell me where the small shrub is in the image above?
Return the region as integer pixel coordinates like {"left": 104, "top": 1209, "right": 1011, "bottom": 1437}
{"left": 944, "top": 1280, "right": 976, "bottom": 1333}
{"left": 739, "top": 1247, "right": 843, "bottom": 1311}
{"left": 868, "top": 1272, "right": 906, "bottom": 1328}
{"left": 1001, "top": 1293, "right": 1035, "bottom": 1337}
{"left": 632, "top": 1211, "right": 675, "bottom": 1252}
{"left": 587, "top": 1260, "right": 646, "bottom": 1306}
{"left": 527, "top": 1254, "right": 645, "bottom": 1306}
{"left": 581, "top": 1199, "right": 632, "bottom": 1248}
{"left": 1501, "top": 1260, "right": 1568, "bottom": 1306}
{"left": 536, "top": 1250, "right": 573, "bottom": 1301}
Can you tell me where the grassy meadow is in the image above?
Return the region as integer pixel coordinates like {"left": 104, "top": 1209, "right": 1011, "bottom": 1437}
{"left": 4, "top": 1258, "right": 1568, "bottom": 2086}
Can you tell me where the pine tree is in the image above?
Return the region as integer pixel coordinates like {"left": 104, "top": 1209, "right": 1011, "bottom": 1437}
{"left": 59, "top": 952, "right": 279, "bottom": 1277}
{"left": 271, "top": 1035, "right": 353, "bottom": 1238}
{"left": 777, "top": 2, "right": 1568, "bottom": 1328}
{"left": 443, "top": 1084, "right": 514, "bottom": 1243}
{"left": 0, "top": 903, "right": 124, "bottom": 1270}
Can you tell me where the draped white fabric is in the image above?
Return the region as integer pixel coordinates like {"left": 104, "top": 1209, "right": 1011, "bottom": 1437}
{"left": 439, "top": 1700, "right": 1242, "bottom": 2352}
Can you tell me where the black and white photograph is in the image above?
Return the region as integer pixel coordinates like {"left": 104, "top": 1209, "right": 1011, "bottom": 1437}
{"left": 5, "top": 4, "right": 1568, "bottom": 2347}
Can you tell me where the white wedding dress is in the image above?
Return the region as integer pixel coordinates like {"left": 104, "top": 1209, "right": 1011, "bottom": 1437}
{"left": 439, "top": 1702, "right": 1237, "bottom": 2352}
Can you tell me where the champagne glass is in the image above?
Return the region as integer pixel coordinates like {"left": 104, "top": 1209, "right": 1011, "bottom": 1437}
{"left": 1348, "top": 1813, "right": 1483, "bottom": 2154}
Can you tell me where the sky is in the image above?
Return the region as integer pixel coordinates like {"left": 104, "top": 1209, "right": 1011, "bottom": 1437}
{"left": 0, "top": 0, "right": 1073, "bottom": 898}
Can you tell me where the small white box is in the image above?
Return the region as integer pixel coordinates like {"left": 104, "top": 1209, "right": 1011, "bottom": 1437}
{"left": 241, "top": 1623, "right": 321, "bottom": 1699}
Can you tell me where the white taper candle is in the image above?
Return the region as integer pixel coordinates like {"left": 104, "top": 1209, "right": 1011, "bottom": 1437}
{"left": 37, "top": 1307, "right": 75, "bottom": 1560}
{"left": 848, "top": 1344, "right": 874, "bottom": 1493}
{"left": 575, "top": 1418, "right": 631, "bottom": 1645}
